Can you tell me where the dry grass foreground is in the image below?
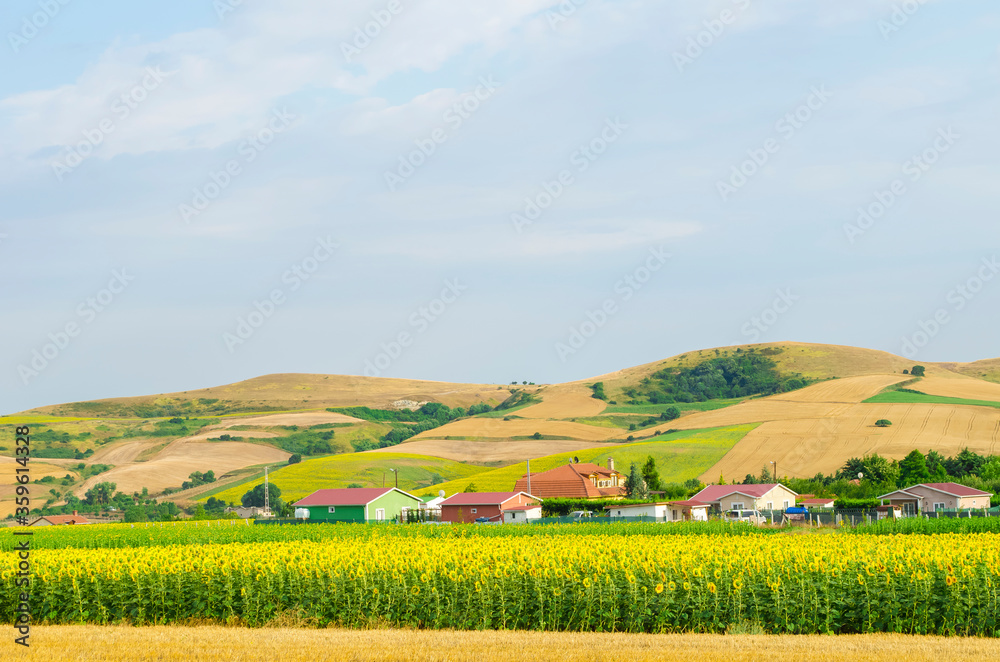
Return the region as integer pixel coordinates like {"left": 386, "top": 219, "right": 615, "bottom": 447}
{"left": 7, "top": 627, "right": 1000, "bottom": 662}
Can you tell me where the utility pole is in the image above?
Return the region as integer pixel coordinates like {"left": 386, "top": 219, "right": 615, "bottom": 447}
{"left": 526, "top": 459, "right": 532, "bottom": 495}
{"left": 771, "top": 460, "right": 776, "bottom": 483}
{"left": 390, "top": 468, "right": 398, "bottom": 489}
{"left": 264, "top": 466, "right": 270, "bottom": 516}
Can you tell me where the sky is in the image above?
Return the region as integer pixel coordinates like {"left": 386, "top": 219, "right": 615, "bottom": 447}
{"left": 1, "top": 0, "right": 998, "bottom": 415}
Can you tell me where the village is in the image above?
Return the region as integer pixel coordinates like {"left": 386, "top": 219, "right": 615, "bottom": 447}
{"left": 29, "top": 457, "right": 995, "bottom": 529}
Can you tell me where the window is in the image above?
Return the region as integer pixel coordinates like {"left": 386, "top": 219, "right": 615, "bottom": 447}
{"left": 783, "top": 500, "right": 790, "bottom": 509}
{"left": 327, "top": 506, "right": 336, "bottom": 514}
{"left": 933, "top": 502, "right": 945, "bottom": 511}
{"left": 375, "top": 508, "right": 385, "bottom": 521}
{"left": 471, "top": 508, "right": 477, "bottom": 513}
{"left": 731, "top": 502, "right": 745, "bottom": 510}
{"left": 766, "top": 502, "right": 773, "bottom": 510}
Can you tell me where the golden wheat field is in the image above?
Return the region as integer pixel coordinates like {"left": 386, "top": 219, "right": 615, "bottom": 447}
{"left": 73, "top": 437, "right": 289, "bottom": 496}
{"left": 6, "top": 627, "right": 1000, "bottom": 662}
{"left": 514, "top": 384, "right": 608, "bottom": 419}
{"left": 703, "top": 401, "right": 1000, "bottom": 480}
{"left": 913, "top": 375, "right": 1000, "bottom": 402}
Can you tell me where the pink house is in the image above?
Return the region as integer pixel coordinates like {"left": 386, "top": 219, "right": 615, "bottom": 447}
{"left": 878, "top": 482, "right": 993, "bottom": 515}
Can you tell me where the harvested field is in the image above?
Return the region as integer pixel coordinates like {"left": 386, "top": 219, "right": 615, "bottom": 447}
{"left": 74, "top": 438, "right": 289, "bottom": 496}
{"left": 649, "top": 375, "right": 908, "bottom": 433}
{"left": 374, "top": 438, "right": 610, "bottom": 463}
{"left": 18, "top": 627, "right": 999, "bottom": 662}
{"left": 702, "top": 402, "right": 1000, "bottom": 481}
{"left": 515, "top": 384, "right": 607, "bottom": 419}
{"left": 211, "top": 411, "right": 364, "bottom": 428}
{"left": 86, "top": 439, "right": 164, "bottom": 465}
{"left": 410, "top": 418, "right": 620, "bottom": 442}
{"left": 912, "top": 376, "right": 1000, "bottom": 402}
{"left": 773, "top": 374, "right": 908, "bottom": 402}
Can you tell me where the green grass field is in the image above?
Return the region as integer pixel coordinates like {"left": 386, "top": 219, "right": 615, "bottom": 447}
{"left": 863, "top": 391, "right": 1000, "bottom": 409}
{"left": 202, "top": 452, "right": 490, "bottom": 504}
{"left": 413, "top": 424, "right": 758, "bottom": 496}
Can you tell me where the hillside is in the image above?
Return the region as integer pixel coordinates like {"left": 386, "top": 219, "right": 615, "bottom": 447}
{"left": 21, "top": 373, "right": 517, "bottom": 418}
{"left": 4, "top": 342, "right": 1000, "bottom": 520}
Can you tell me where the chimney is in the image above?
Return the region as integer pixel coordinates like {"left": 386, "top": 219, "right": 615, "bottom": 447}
{"left": 73, "top": 510, "right": 78, "bottom": 516}
{"left": 607, "top": 457, "right": 614, "bottom": 472}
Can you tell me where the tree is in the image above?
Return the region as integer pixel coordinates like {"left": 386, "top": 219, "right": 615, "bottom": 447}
{"left": 911, "top": 365, "right": 926, "bottom": 377}
{"left": 874, "top": 419, "right": 892, "bottom": 427}
{"left": 532, "top": 432, "right": 542, "bottom": 440}
{"left": 347, "top": 483, "right": 364, "bottom": 488}
{"left": 640, "top": 456, "right": 662, "bottom": 492}
{"left": 979, "top": 457, "right": 1000, "bottom": 481}
{"left": 660, "top": 406, "right": 681, "bottom": 422}
{"left": 463, "top": 483, "right": 478, "bottom": 493}
{"left": 624, "top": 463, "right": 648, "bottom": 500}
{"left": 898, "top": 449, "right": 931, "bottom": 486}
{"left": 124, "top": 506, "right": 147, "bottom": 523}
{"left": 241, "top": 482, "right": 282, "bottom": 508}
{"left": 84, "top": 482, "right": 117, "bottom": 507}
{"left": 946, "top": 448, "right": 986, "bottom": 478}
{"left": 838, "top": 454, "right": 898, "bottom": 485}
{"left": 288, "top": 453, "right": 302, "bottom": 465}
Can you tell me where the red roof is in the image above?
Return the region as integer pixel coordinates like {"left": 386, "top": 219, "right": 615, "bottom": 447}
{"left": 33, "top": 514, "right": 90, "bottom": 525}
{"left": 692, "top": 483, "right": 796, "bottom": 503}
{"left": 800, "top": 498, "right": 835, "bottom": 505}
{"left": 513, "top": 463, "right": 626, "bottom": 499}
{"left": 666, "top": 500, "right": 709, "bottom": 507}
{"left": 918, "top": 483, "right": 992, "bottom": 497}
{"left": 294, "top": 488, "right": 396, "bottom": 506}
{"left": 441, "top": 492, "right": 533, "bottom": 507}
{"left": 503, "top": 504, "right": 542, "bottom": 512}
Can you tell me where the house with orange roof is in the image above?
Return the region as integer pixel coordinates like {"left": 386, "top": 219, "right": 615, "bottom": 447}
{"left": 512, "top": 459, "right": 626, "bottom": 499}
{"left": 29, "top": 511, "right": 91, "bottom": 526}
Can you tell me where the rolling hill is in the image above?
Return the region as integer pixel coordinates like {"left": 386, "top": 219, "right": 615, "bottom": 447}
{"left": 4, "top": 342, "right": 1000, "bottom": 518}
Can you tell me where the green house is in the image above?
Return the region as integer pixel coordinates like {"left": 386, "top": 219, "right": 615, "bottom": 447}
{"left": 293, "top": 487, "right": 421, "bottom": 523}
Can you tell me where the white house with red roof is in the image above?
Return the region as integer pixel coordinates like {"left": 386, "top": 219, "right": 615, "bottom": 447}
{"left": 440, "top": 491, "right": 540, "bottom": 523}
{"left": 604, "top": 499, "right": 709, "bottom": 522}
{"left": 877, "top": 482, "right": 993, "bottom": 515}
{"left": 691, "top": 483, "right": 799, "bottom": 512}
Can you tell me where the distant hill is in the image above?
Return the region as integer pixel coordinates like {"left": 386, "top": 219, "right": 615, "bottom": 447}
{"left": 3, "top": 342, "right": 998, "bottom": 518}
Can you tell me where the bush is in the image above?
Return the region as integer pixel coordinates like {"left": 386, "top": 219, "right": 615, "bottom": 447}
{"left": 875, "top": 419, "right": 892, "bottom": 427}
{"left": 288, "top": 453, "right": 302, "bottom": 464}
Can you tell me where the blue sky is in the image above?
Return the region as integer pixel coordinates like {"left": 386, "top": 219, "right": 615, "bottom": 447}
{"left": 2, "top": 0, "right": 998, "bottom": 414}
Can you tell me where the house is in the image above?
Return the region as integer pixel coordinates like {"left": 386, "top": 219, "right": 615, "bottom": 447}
{"left": 877, "top": 483, "right": 993, "bottom": 516}
{"left": 502, "top": 504, "right": 542, "bottom": 524}
{"left": 512, "top": 458, "right": 626, "bottom": 499}
{"left": 691, "top": 483, "right": 799, "bottom": 512}
{"left": 29, "top": 511, "right": 90, "bottom": 526}
{"left": 605, "top": 500, "right": 709, "bottom": 522}
{"left": 799, "top": 497, "right": 835, "bottom": 509}
{"left": 293, "top": 487, "right": 422, "bottom": 523}
{"left": 439, "top": 492, "right": 540, "bottom": 524}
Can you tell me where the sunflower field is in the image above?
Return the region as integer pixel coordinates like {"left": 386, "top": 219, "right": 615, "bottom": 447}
{"left": 3, "top": 524, "right": 1000, "bottom": 634}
